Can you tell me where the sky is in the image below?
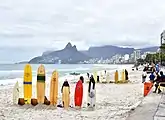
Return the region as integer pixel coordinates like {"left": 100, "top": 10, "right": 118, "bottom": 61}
{"left": 0, "top": 0, "right": 165, "bottom": 63}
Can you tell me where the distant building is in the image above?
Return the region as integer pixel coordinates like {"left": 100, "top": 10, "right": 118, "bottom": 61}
{"left": 132, "top": 50, "right": 141, "bottom": 61}
{"left": 113, "top": 54, "right": 122, "bottom": 63}
{"left": 58, "top": 60, "right": 61, "bottom": 64}
{"left": 136, "top": 50, "right": 141, "bottom": 59}
{"left": 130, "top": 53, "right": 134, "bottom": 60}
{"left": 124, "top": 54, "right": 129, "bottom": 61}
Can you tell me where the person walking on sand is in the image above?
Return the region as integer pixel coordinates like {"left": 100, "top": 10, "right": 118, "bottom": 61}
{"left": 142, "top": 69, "right": 147, "bottom": 83}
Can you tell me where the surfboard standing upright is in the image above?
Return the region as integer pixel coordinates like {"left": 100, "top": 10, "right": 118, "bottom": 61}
{"left": 114, "top": 70, "right": 119, "bottom": 83}
{"left": 74, "top": 80, "right": 83, "bottom": 109}
{"left": 62, "top": 86, "right": 70, "bottom": 109}
{"left": 24, "top": 64, "right": 32, "bottom": 104}
{"left": 13, "top": 81, "right": 19, "bottom": 104}
{"left": 87, "top": 80, "right": 96, "bottom": 110}
{"left": 93, "top": 70, "right": 97, "bottom": 83}
{"left": 106, "top": 72, "right": 110, "bottom": 83}
{"left": 50, "top": 71, "right": 58, "bottom": 106}
{"left": 37, "top": 65, "right": 46, "bottom": 104}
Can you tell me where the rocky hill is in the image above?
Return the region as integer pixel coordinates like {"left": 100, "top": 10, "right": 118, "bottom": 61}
{"left": 29, "top": 42, "right": 159, "bottom": 64}
{"left": 81, "top": 45, "right": 134, "bottom": 59}
{"left": 29, "top": 42, "right": 90, "bottom": 64}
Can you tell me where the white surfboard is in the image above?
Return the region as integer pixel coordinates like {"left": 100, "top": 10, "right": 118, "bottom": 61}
{"left": 13, "top": 81, "right": 19, "bottom": 104}
{"left": 106, "top": 72, "right": 110, "bottom": 83}
{"left": 100, "top": 72, "right": 103, "bottom": 83}
{"left": 86, "top": 78, "right": 90, "bottom": 83}
{"left": 87, "top": 82, "right": 96, "bottom": 110}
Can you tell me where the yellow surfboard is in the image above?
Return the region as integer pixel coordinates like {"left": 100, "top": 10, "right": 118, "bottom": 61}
{"left": 93, "top": 70, "right": 97, "bottom": 83}
{"left": 62, "top": 87, "right": 70, "bottom": 109}
{"left": 50, "top": 70, "right": 58, "bottom": 106}
{"left": 115, "top": 69, "right": 128, "bottom": 83}
{"left": 114, "top": 70, "right": 118, "bottom": 83}
{"left": 24, "top": 64, "right": 32, "bottom": 104}
{"left": 37, "top": 64, "right": 46, "bottom": 104}
{"left": 121, "top": 69, "right": 125, "bottom": 82}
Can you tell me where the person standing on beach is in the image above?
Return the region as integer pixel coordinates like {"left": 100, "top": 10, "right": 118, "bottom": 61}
{"left": 149, "top": 72, "right": 155, "bottom": 83}
{"left": 97, "top": 75, "right": 99, "bottom": 83}
{"left": 154, "top": 71, "right": 165, "bottom": 93}
{"left": 87, "top": 72, "right": 90, "bottom": 78}
{"left": 142, "top": 69, "right": 147, "bottom": 83}
{"left": 125, "top": 69, "right": 129, "bottom": 80}
{"left": 153, "top": 72, "right": 160, "bottom": 93}
{"left": 155, "top": 64, "right": 160, "bottom": 73}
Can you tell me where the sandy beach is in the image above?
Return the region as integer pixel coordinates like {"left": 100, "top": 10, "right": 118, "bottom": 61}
{"left": 0, "top": 66, "right": 145, "bottom": 120}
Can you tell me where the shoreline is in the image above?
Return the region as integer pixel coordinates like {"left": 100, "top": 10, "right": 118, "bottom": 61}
{"left": 0, "top": 64, "right": 133, "bottom": 85}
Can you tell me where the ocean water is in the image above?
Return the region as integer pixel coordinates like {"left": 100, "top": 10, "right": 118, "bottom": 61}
{"left": 0, "top": 64, "right": 133, "bottom": 85}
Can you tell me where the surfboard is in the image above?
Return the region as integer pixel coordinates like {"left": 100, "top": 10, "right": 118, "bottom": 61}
{"left": 86, "top": 78, "right": 90, "bottom": 83}
{"left": 62, "top": 86, "right": 70, "bottom": 109}
{"left": 50, "top": 70, "right": 58, "bottom": 106}
{"left": 100, "top": 72, "right": 103, "bottom": 83}
{"left": 74, "top": 80, "right": 83, "bottom": 108}
{"left": 101, "top": 71, "right": 107, "bottom": 83}
{"left": 87, "top": 80, "right": 96, "bottom": 110}
{"left": 114, "top": 70, "right": 118, "bottom": 83}
{"left": 121, "top": 69, "right": 125, "bottom": 81}
{"left": 106, "top": 72, "right": 110, "bottom": 83}
{"left": 93, "top": 70, "right": 97, "bottom": 83}
{"left": 37, "top": 64, "right": 46, "bottom": 104}
{"left": 24, "top": 64, "right": 32, "bottom": 104}
{"left": 13, "top": 81, "right": 19, "bottom": 104}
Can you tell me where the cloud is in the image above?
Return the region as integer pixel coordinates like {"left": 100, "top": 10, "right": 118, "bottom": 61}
{"left": 0, "top": 0, "right": 165, "bottom": 62}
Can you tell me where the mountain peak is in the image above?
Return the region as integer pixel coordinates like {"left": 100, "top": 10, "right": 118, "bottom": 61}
{"left": 72, "top": 45, "right": 77, "bottom": 51}
{"left": 65, "top": 42, "right": 72, "bottom": 49}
